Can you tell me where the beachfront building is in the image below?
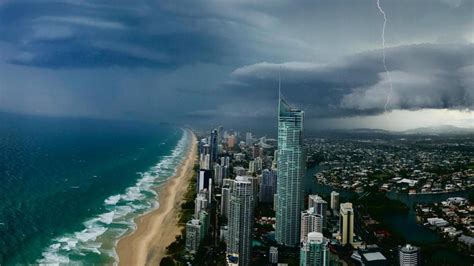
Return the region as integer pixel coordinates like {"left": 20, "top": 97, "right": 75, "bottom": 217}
{"left": 276, "top": 92, "right": 305, "bottom": 247}
{"left": 185, "top": 219, "right": 203, "bottom": 253}
{"left": 228, "top": 176, "right": 255, "bottom": 266}
{"left": 195, "top": 191, "right": 209, "bottom": 218}
{"left": 399, "top": 244, "right": 420, "bottom": 266}
{"left": 259, "top": 169, "right": 277, "bottom": 203}
{"left": 339, "top": 202, "right": 354, "bottom": 246}
{"left": 330, "top": 191, "right": 340, "bottom": 212}
{"left": 300, "top": 207, "right": 323, "bottom": 243}
{"left": 308, "top": 195, "right": 327, "bottom": 228}
{"left": 199, "top": 210, "right": 210, "bottom": 238}
{"left": 300, "top": 232, "right": 329, "bottom": 266}
{"left": 197, "top": 169, "right": 213, "bottom": 201}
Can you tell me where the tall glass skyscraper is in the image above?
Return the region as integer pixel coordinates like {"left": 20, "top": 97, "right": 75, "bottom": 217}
{"left": 276, "top": 93, "right": 305, "bottom": 247}
{"left": 228, "top": 176, "right": 255, "bottom": 266}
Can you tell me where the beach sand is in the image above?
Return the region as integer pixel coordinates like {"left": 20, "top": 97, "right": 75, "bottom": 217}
{"left": 116, "top": 130, "right": 197, "bottom": 266}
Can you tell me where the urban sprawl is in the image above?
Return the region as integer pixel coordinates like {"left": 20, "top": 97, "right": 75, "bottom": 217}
{"left": 162, "top": 97, "right": 474, "bottom": 266}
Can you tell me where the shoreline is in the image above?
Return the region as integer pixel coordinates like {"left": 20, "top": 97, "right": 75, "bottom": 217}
{"left": 116, "top": 129, "right": 197, "bottom": 265}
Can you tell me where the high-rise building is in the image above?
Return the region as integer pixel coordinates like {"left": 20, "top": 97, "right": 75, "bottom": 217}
{"left": 276, "top": 93, "right": 305, "bottom": 247}
{"left": 185, "top": 219, "right": 202, "bottom": 253}
{"left": 199, "top": 210, "right": 210, "bottom": 238}
{"left": 214, "top": 164, "right": 224, "bottom": 187}
{"left": 200, "top": 153, "right": 211, "bottom": 170}
{"left": 269, "top": 246, "right": 278, "bottom": 264}
{"left": 245, "top": 132, "right": 253, "bottom": 146}
{"left": 249, "top": 161, "right": 256, "bottom": 174}
{"left": 272, "top": 150, "right": 278, "bottom": 170}
{"left": 210, "top": 129, "right": 219, "bottom": 163}
{"left": 255, "top": 157, "right": 263, "bottom": 173}
{"left": 300, "top": 232, "right": 329, "bottom": 266}
{"left": 203, "top": 154, "right": 211, "bottom": 170}
{"left": 228, "top": 176, "right": 255, "bottom": 266}
{"left": 330, "top": 191, "right": 340, "bottom": 212}
{"left": 259, "top": 169, "right": 277, "bottom": 203}
{"left": 308, "top": 195, "right": 327, "bottom": 228}
{"left": 197, "top": 169, "right": 213, "bottom": 196}
{"left": 252, "top": 144, "right": 263, "bottom": 159}
{"left": 221, "top": 185, "right": 231, "bottom": 219}
{"left": 339, "top": 202, "right": 354, "bottom": 246}
{"left": 195, "top": 191, "right": 209, "bottom": 218}
{"left": 300, "top": 207, "right": 323, "bottom": 243}
{"left": 399, "top": 244, "right": 420, "bottom": 266}
{"left": 220, "top": 156, "right": 230, "bottom": 167}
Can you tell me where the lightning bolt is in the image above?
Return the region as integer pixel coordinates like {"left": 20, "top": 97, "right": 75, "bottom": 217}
{"left": 376, "top": 0, "right": 393, "bottom": 112}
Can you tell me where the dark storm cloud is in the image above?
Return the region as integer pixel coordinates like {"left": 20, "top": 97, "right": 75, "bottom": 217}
{"left": 0, "top": 0, "right": 473, "bottom": 128}
{"left": 0, "top": 0, "right": 244, "bottom": 68}
{"left": 226, "top": 43, "right": 474, "bottom": 118}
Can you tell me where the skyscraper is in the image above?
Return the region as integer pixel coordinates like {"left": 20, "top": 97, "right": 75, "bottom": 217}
{"left": 228, "top": 176, "right": 255, "bottom": 266}
{"left": 210, "top": 129, "right": 219, "bottom": 163}
{"left": 330, "top": 191, "right": 340, "bottom": 212}
{"left": 276, "top": 92, "right": 305, "bottom": 247}
{"left": 259, "top": 169, "right": 277, "bottom": 203}
{"left": 195, "top": 191, "right": 209, "bottom": 218}
{"left": 308, "top": 195, "right": 327, "bottom": 228}
{"left": 214, "top": 164, "right": 224, "bottom": 187}
{"left": 339, "top": 202, "right": 354, "bottom": 246}
{"left": 221, "top": 185, "right": 231, "bottom": 219}
{"left": 300, "top": 232, "right": 329, "bottom": 266}
{"left": 185, "top": 219, "right": 202, "bottom": 253}
{"left": 197, "top": 169, "right": 212, "bottom": 196}
{"left": 399, "top": 244, "right": 420, "bottom": 266}
{"left": 300, "top": 207, "right": 323, "bottom": 243}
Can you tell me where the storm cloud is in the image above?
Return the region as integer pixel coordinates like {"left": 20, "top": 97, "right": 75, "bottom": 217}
{"left": 0, "top": 0, "right": 473, "bottom": 130}
{"left": 227, "top": 43, "right": 474, "bottom": 118}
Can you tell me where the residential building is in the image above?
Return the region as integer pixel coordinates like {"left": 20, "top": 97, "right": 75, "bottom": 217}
{"left": 276, "top": 92, "right": 305, "bottom": 247}
{"left": 339, "top": 202, "right": 354, "bottom": 245}
{"left": 399, "top": 244, "right": 420, "bottom": 266}
{"left": 300, "top": 207, "right": 323, "bottom": 243}
{"left": 299, "top": 232, "right": 328, "bottom": 266}
{"left": 228, "top": 176, "right": 255, "bottom": 266}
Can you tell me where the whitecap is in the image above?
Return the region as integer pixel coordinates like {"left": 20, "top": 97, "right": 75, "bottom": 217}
{"left": 99, "top": 211, "right": 115, "bottom": 225}
{"left": 104, "top": 195, "right": 121, "bottom": 205}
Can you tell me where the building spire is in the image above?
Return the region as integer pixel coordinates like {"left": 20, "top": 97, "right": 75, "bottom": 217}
{"left": 278, "top": 66, "right": 281, "bottom": 99}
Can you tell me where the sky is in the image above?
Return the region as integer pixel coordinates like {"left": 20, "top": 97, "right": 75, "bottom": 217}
{"left": 0, "top": 0, "right": 473, "bottom": 131}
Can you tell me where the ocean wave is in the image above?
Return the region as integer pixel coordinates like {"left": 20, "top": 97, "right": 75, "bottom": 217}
{"left": 37, "top": 129, "right": 191, "bottom": 264}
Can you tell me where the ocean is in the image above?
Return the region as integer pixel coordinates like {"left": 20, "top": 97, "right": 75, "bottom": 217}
{"left": 0, "top": 112, "right": 190, "bottom": 265}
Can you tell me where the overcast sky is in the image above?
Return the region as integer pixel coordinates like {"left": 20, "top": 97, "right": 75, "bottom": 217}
{"left": 0, "top": 0, "right": 473, "bottom": 131}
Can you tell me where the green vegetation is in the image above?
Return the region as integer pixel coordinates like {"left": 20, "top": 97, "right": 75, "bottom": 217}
{"left": 357, "top": 192, "right": 409, "bottom": 219}
{"left": 160, "top": 163, "right": 198, "bottom": 265}
{"left": 307, "top": 153, "right": 325, "bottom": 168}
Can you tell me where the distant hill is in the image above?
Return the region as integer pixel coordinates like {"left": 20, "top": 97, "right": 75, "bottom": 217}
{"left": 403, "top": 125, "right": 474, "bottom": 135}
{"left": 311, "top": 125, "right": 474, "bottom": 137}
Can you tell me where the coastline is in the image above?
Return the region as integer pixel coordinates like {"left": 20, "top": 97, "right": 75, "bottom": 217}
{"left": 116, "top": 129, "right": 197, "bottom": 265}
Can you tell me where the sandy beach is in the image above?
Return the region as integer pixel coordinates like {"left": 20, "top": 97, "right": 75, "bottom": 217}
{"left": 116, "top": 130, "right": 197, "bottom": 266}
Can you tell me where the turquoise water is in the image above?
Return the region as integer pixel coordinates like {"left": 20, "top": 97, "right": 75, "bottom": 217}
{"left": 0, "top": 113, "right": 190, "bottom": 265}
